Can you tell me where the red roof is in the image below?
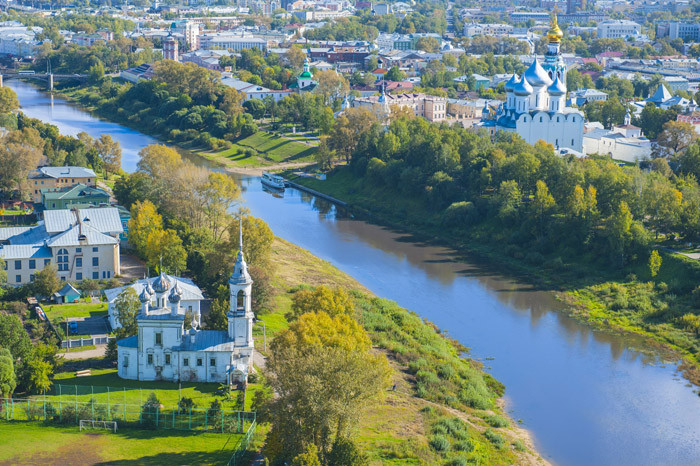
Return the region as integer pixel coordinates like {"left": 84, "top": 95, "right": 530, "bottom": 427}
{"left": 596, "top": 51, "right": 624, "bottom": 58}
{"left": 372, "top": 68, "right": 388, "bottom": 74}
{"left": 582, "top": 58, "right": 598, "bottom": 64}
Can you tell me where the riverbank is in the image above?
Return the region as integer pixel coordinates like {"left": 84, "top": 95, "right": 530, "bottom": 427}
{"left": 263, "top": 237, "right": 549, "bottom": 465}
{"left": 286, "top": 169, "right": 700, "bottom": 388}
{"left": 54, "top": 84, "right": 317, "bottom": 175}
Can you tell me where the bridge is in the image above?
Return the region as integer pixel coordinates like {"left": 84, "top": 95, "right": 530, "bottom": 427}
{"left": 0, "top": 72, "right": 89, "bottom": 90}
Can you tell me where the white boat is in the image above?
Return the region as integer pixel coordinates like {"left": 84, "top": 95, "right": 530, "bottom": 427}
{"left": 261, "top": 172, "right": 285, "bottom": 190}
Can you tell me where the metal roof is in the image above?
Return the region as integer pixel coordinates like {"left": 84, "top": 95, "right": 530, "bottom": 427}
{"left": 116, "top": 335, "right": 138, "bottom": 348}
{"left": 44, "top": 208, "right": 123, "bottom": 235}
{"left": 175, "top": 330, "right": 237, "bottom": 352}
{"left": 104, "top": 275, "right": 204, "bottom": 303}
{"left": 0, "top": 224, "right": 49, "bottom": 245}
{"left": 0, "top": 244, "right": 52, "bottom": 260}
{"left": 29, "top": 166, "right": 96, "bottom": 179}
{"left": 47, "top": 222, "right": 118, "bottom": 247}
{"left": 41, "top": 183, "right": 110, "bottom": 201}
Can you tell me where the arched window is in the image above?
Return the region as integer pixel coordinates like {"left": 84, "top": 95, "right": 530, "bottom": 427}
{"left": 548, "top": 71, "right": 553, "bottom": 79}
{"left": 237, "top": 290, "right": 245, "bottom": 310}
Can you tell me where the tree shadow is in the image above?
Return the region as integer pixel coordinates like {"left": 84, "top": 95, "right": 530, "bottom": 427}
{"left": 95, "top": 450, "right": 231, "bottom": 466}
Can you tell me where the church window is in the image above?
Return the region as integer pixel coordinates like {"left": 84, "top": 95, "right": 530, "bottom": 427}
{"left": 571, "top": 139, "right": 574, "bottom": 145}
{"left": 165, "top": 354, "right": 171, "bottom": 365}
{"left": 572, "top": 117, "right": 576, "bottom": 122}
{"left": 540, "top": 117, "right": 543, "bottom": 122}
{"left": 210, "top": 358, "right": 216, "bottom": 367}
{"left": 123, "top": 356, "right": 128, "bottom": 367}
{"left": 183, "top": 358, "right": 189, "bottom": 366}
{"left": 556, "top": 139, "right": 559, "bottom": 146}
{"left": 155, "top": 332, "right": 162, "bottom": 346}
{"left": 557, "top": 117, "right": 560, "bottom": 122}
{"left": 237, "top": 290, "right": 244, "bottom": 310}
{"left": 197, "top": 358, "right": 203, "bottom": 366}
{"left": 147, "top": 354, "right": 153, "bottom": 365}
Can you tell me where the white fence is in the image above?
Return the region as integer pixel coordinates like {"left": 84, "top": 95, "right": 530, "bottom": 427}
{"left": 61, "top": 336, "right": 115, "bottom": 349}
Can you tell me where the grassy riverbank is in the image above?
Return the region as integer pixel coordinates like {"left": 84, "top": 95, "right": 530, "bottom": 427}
{"left": 261, "top": 237, "right": 548, "bottom": 465}
{"left": 287, "top": 169, "right": 700, "bottom": 387}
{"left": 56, "top": 83, "right": 316, "bottom": 171}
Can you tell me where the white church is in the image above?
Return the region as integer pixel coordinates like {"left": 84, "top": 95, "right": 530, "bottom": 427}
{"left": 116, "top": 234, "right": 255, "bottom": 384}
{"left": 480, "top": 11, "right": 584, "bottom": 152}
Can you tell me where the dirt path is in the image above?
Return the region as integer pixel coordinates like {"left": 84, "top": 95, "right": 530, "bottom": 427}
{"left": 221, "top": 161, "right": 315, "bottom": 176}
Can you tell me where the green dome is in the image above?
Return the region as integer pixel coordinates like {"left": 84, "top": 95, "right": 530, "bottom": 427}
{"left": 299, "top": 71, "right": 312, "bottom": 79}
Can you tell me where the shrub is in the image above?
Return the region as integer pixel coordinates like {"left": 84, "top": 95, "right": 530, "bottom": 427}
{"left": 429, "top": 434, "right": 450, "bottom": 452}
{"left": 447, "top": 457, "right": 469, "bottom": 466}
{"left": 513, "top": 440, "right": 527, "bottom": 452}
{"left": 434, "top": 416, "right": 469, "bottom": 440}
{"left": 443, "top": 201, "right": 478, "bottom": 228}
{"left": 454, "top": 439, "right": 475, "bottom": 452}
{"left": 484, "top": 429, "right": 505, "bottom": 448}
{"left": 437, "top": 364, "right": 455, "bottom": 380}
{"left": 248, "top": 372, "right": 259, "bottom": 383}
{"left": 485, "top": 414, "right": 508, "bottom": 428}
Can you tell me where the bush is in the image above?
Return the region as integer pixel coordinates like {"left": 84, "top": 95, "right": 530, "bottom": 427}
{"left": 248, "top": 371, "right": 259, "bottom": 383}
{"left": 484, "top": 429, "right": 505, "bottom": 448}
{"left": 443, "top": 201, "right": 478, "bottom": 228}
{"left": 485, "top": 414, "right": 508, "bottom": 428}
{"left": 429, "top": 434, "right": 451, "bottom": 452}
{"left": 454, "top": 439, "right": 475, "bottom": 452}
{"left": 437, "top": 364, "right": 455, "bottom": 380}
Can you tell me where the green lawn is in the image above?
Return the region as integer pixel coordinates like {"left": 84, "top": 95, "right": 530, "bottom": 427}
{"left": 202, "top": 131, "right": 317, "bottom": 168}
{"left": 44, "top": 302, "right": 108, "bottom": 320}
{"left": 0, "top": 421, "right": 241, "bottom": 465}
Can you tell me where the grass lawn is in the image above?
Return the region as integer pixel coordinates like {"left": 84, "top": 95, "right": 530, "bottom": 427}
{"left": 44, "top": 302, "right": 108, "bottom": 320}
{"left": 46, "top": 368, "right": 233, "bottom": 409}
{"left": 200, "top": 131, "right": 317, "bottom": 168}
{"left": 0, "top": 421, "right": 241, "bottom": 465}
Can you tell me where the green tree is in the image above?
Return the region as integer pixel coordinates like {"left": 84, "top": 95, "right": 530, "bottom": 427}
{"left": 0, "top": 87, "right": 19, "bottom": 114}
{"left": 205, "top": 285, "right": 229, "bottom": 330}
{"left": 0, "top": 347, "right": 16, "bottom": 399}
{"left": 385, "top": 65, "right": 406, "bottom": 82}
{"left": 532, "top": 180, "right": 555, "bottom": 239}
{"left": 649, "top": 250, "right": 662, "bottom": 278}
{"left": 114, "top": 288, "right": 140, "bottom": 336}
{"left": 656, "top": 120, "right": 698, "bottom": 156}
{"left": 291, "top": 444, "right": 322, "bottom": 466}
{"left": 129, "top": 200, "right": 164, "bottom": 254}
{"left": 26, "top": 358, "right": 52, "bottom": 394}
{"left": 33, "top": 265, "right": 60, "bottom": 298}
{"left": 145, "top": 229, "right": 187, "bottom": 274}
{"left": 606, "top": 201, "right": 633, "bottom": 265}
{"left": 94, "top": 134, "right": 122, "bottom": 174}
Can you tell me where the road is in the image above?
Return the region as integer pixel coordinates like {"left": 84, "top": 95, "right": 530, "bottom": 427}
{"left": 59, "top": 344, "right": 106, "bottom": 360}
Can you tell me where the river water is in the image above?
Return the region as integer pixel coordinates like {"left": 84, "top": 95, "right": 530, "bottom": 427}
{"left": 9, "top": 80, "right": 700, "bottom": 466}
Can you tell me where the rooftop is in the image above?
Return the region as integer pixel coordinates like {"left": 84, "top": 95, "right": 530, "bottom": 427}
{"left": 29, "top": 166, "right": 96, "bottom": 180}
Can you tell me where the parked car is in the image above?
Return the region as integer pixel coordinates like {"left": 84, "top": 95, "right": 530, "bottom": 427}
{"left": 69, "top": 321, "right": 78, "bottom": 334}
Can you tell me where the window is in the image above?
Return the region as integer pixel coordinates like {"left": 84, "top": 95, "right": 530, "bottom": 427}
{"left": 165, "top": 354, "right": 171, "bottom": 365}
{"left": 29, "top": 260, "right": 35, "bottom": 269}
{"left": 571, "top": 139, "right": 574, "bottom": 146}
{"left": 92, "top": 272, "right": 99, "bottom": 279}
{"left": 147, "top": 354, "right": 153, "bottom": 365}
{"left": 123, "top": 356, "right": 128, "bottom": 367}
{"left": 14, "top": 260, "right": 21, "bottom": 270}
{"left": 92, "top": 247, "right": 98, "bottom": 252}
{"left": 183, "top": 358, "right": 189, "bottom": 367}
{"left": 15, "top": 275, "right": 20, "bottom": 283}
{"left": 92, "top": 257, "right": 99, "bottom": 267}
{"left": 188, "top": 306, "right": 192, "bottom": 312}
{"left": 197, "top": 358, "right": 203, "bottom": 367}
{"left": 539, "top": 117, "right": 542, "bottom": 123}
{"left": 76, "top": 273, "right": 82, "bottom": 280}
{"left": 75, "top": 258, "right": 82, "bottom": 267}
{"left": 210, "top": 358, "right": 216, "bottom": 367}
{"left": 155, "top": 332, "right": 162, "bottom": 346}
{"left": 76, "top": 248, "right": 82, "bottom": 253}
{"left": 29, "top": 275, "right": 35, "bottom": 282}
{"left": 237, "top": 290, "right": 244, "bottom": 310}
{"left": 44, "top": 259, "right": 50, "bottom": 266}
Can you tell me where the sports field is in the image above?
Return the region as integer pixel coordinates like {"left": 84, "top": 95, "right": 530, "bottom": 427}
{"left": 0, "top": 421, "right": 240, "bottom": 465}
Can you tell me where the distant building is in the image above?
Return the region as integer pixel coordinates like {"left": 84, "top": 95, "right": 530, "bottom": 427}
{"left": 568, "top": 88, "right": 608, "bottom": 107}
{"left": 352, "top": 87, "right": 447, "bottom": 122}
{"left": 199, "top": 34, "right": 266, "bottom": 52}
{"left": 221, "top": 77, "right": 292, "bottom": 102}
{"left": 28, "top": 166, "right": 97, "bottom": 203}
{"left": 288, "top": 59, "right": 318, "bottom": 92}
{"left": 163, "top": 34, "right": 179, "bottom": 61}
{"left": 596, "top": 20, "right": 641, "bottom": 39}
{"left": 181, "top": 50, "right": 232, "bottom": 71}
{"left": 120, "top": 63, "right": 155, "bottom": 84}
{"left": 664, "top": 76, "right": 689, "bottom": 93}
{"left": 583, "top": 111, "right": 651, "bottom": 163}
{"left": 666, "top": 22, "right": 700, "bottom": 41}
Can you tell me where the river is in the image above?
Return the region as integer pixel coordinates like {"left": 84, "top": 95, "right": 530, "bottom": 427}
{"left": 9, "top": 80, "right": 700, "bottom": 466}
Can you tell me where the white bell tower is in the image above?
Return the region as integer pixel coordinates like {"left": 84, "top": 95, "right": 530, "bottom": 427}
{"left": 227, "top": 219, "right": 254, "bottom": 348}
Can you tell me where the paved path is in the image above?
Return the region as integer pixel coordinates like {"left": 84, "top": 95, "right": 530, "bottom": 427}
{"left": 59, "top": 344, "right": 106, "bottom": 360}
{"left": 119, "top": 253, "right": 147, "bottom": 283}
{"left": 252, "top": 349, "right": 266, "bottom": 370}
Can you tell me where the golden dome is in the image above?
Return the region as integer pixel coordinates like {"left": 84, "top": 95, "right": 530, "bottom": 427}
{"left": 548, "top": 7, "right": 563, "bottom": 43}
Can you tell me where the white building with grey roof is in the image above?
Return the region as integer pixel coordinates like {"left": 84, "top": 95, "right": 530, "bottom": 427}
{"left": 116, "top": 232, "right": 254, "bottom": 385}
{"left": 0, "top": 207, "right": 122, "bottom": 286}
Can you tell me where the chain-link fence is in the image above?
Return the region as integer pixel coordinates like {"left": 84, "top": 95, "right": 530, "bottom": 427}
{"left": 1, "top": 398, "right": 255, "bottom": 434}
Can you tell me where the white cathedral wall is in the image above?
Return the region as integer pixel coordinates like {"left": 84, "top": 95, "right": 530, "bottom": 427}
{"left": 109, "top": 299, "right": 200, "bottom": 329}
{"left": 516, "top": 111, "right": 584, "bottom": 152}
{"left": 117, "top": 346, "right": 138, "bottom": 380}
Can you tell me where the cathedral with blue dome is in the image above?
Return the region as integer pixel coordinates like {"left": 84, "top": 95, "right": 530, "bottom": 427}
{"left": 480, "top": 10, "right": 584, "bottom": 152}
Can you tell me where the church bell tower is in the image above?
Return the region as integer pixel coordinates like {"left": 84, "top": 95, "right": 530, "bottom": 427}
{"left": 227, "top": 219, "right": 254, "bottom": 348}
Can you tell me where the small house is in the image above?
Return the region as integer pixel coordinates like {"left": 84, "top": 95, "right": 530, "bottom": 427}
{"left": 53, "top": 283, "right": 81, "bottom": 304}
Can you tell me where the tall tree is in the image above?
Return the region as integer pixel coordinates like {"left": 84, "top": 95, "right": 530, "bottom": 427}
{"left": 0, "top": 87, "right": 19, "bottom": 114}
{"left": 287, "top": 285, "right": 354, "bottom": 321}
{"left": 94, "top": 134, "right": 122, "bottom": 174}
{"left": 0, "top": 347, "right": 16, "bottom": 399}
{"left": 264, "top": 312, "right": 391, "bottom": 461}
{"left": 114, "top": 288, "right": 141, "bottom": 337}
{"left": 129, "top": 200, "right": 164, "bottom": 254}
{"left": 33, "top": 265, "right": 60, "bottom": 298}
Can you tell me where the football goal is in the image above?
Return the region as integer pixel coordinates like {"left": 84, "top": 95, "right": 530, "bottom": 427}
{"left": 79, "top": 419, "right": 118, "bottom": 433}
